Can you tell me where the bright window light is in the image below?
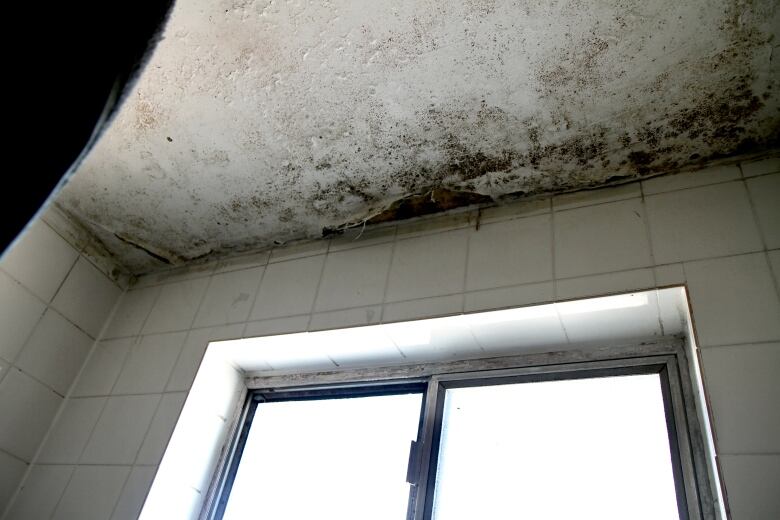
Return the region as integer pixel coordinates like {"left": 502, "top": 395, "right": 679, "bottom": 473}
{"left": 221, "top": 393, "right": 423, "bottom": 520}
{"left": 556, "top": 292, "right": 649, "bottom": 315}
{"left": 432, "top": 374, "right": 680, "bottom": 520}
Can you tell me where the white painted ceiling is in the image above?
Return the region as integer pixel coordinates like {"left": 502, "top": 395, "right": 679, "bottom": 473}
{"left": 55, "top": 0, "right": 779, "bottom": 274}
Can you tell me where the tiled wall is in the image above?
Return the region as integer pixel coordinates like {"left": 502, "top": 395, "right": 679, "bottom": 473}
{"left": 2, "top": 156, "right": 779, "bottom": 519}
{"left": 0, "top": 219, "right": 123, "bottom": 513}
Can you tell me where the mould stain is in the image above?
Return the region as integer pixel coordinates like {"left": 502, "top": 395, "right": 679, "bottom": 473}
{"left": 323, "top": 187, "right": 492, "bottom": 236}
{"left": 58, "top": 0, "right": 780, "bottom": 275}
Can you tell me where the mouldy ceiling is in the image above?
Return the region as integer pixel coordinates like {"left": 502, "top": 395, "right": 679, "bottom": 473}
{"left": 55, "top": 0, "right": 780, "bottom": 275}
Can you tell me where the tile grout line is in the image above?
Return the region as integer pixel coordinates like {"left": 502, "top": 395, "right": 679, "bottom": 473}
{"left": 378, "top": 226, "right": 399, "bottom": 324}
{"left": 549, "top": 199, "right": 558, "bottom": 301}
{"left": 48, "top": 251, "right": 81, "bottom": 306}
{"left": 303, "top": 245, "right": 334, "bottom": 374}
{"left": 739, "top": 169, "right": 780, "bottom": 304}
{"left": 639, "top": 183, "right": 667, "bottom": 335}
{"left": 548, "top": 201, "right": 572, "bottom": 343}
{"left": 0, "top": 446, "right": 29, "bottom": 465}
{"left": 739, "top": 173, "right": 770, "bottom": 253}
{"left": 241, "top": 263, "right": 269, "bottom": 339}
{"left": 460, "top": 219, "right": 473, "bottom": 315}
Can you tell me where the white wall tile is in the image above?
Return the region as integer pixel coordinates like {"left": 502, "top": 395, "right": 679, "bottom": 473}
{"left": 133, "top": 263, "right": 214, "bottom": 290}
{"left": 103, "top": 286, "right": 160, "bottom": 340}
{"left": 657, "top": 287, "right": 687, "bottom": 336}
{"left": 701, "top": 343, "right": 780, "bottom": 454}
{"left": 53, "top": 465, "right": 130, "bottom": 520}
{"left": 382, "top": 294, "right": 463, "bottom": 323}
{"left": 0, "top": 450, "right": 26, "bottom": 510}
{"left": 556, "top": 268, "right": 655, "bottom": 301}
{"left": 141, "top": 278, "right": 209, "bottom": 334}
{"left": 16, "top": 310, "right": 93, "bottom": 395}
{"left": 0, "top": 358, "right": 8, "bottom": 386}
{"left": 111, "top": 466, "right": 157, "bottom": 520}
{"left": 480, "top": 198, "right": 550, "bottom": 223}
{"left": 244, "top": 315, "right": 310, "bottom": 339}
{"left": 769, "top": 250, "right": 780, "bottom": 295}
{"left": 0, "top": 272, "right": 46, "bottom": 363}
{"left": 72, "top": 338, "right": 134, "bottom": 397}
{"left": 309, "top": 305, "right": 382, "bottom": 332}
{"left": 466, "top": 215, "right": 552, "bottom": 291}
{"left": 81, "top": 395, "right": 160, "bottom": 465}
{"left": 38, "top": 397, "right": 106, "bottom": 464}
{"left": 746, "top": 173, "right": 780, "bottom": 249}
{"left": 558, "top": 294, "right": 662, "bottom": 346}
{"left": 113, "top": 333, "right": 186, "bottom": 395}
{"left": 741, "top": 156, "right": 780, "bottom": 177}
{"left": 136, "top": 393, "right": 187, "bottom": 465}
{"left": 641, "top": 164, "right": 740, "bottom": 195}
{"left": 686, "top": 254, "right": 780, "bottom": 347}
{"left": 249, "top": 255, "right": 325, "bottom": 320}
{"left": 214, "top": 250, "right": 270, "bottom": 274}
{"left": 190, "top": 359, "right": 244, "bottom": 420}
{"left": 193, "top": 267, "right": 263, "bottom": 328}
{"left": 268, "top": 240, "right": 328, "bottom": 263}
{"left": 719, "top": 454, "right": 780, "bottom": 519}
{"left": 385, "top": 317, "right": 483, "bottom": 362}
{"left": 386, "top": 229, "right": 468, "bottom": 302}
{"left": 326, "top": 225, "right": 396, "bottom": 252}
{"left": 464, "top": 281, "right": 555, "bottom": 313}
{"left": 167, "top": 325, "right": 243, "bottom": 392}
{"left": 318, "top": 327, "right": 403, "bottom": 368}
{"left": 653, "top": 263, "right": 686, "bottom": 286}
{"left": 553, "top": 182, "right": 640, "bottom": 210}
{"left": 554, "top": 199, "right": 652, "bottom": 278}
{"left": 314, "top": 243, "right": 393, "bottom": 312}
{"left": 395, "top": 212, "right": 472, "bottom": 239}
{"left": 0, "top": 370, "right": 62, "bottom": 461}
{"left": 469, "top": 310, "right": 568, "bottom": 355}
{"left": 646, "top": 182, "right": 763, "bottom": 264}
{"left": 0, "top": 220, "right": 78, "bottom": 302}
{"left": 52, "top": 257, "right": 122, "bottom": 338}
{"left": 5, "top": 464, "right": 73, "bottom": 520}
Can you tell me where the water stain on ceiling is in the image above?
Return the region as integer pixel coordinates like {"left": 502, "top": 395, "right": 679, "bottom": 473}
{"left": 56, "top": 0, "right": 780, "bottom": 274}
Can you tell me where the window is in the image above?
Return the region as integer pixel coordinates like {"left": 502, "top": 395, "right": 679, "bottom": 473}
{"left": 205, "top": 343, "right": 715, "bottom": 520}
{"left": 141, "top": 289, "right": 723, "bottom": 520}
{"left": 217, "top": 386, "right": 425, "bottom": 520}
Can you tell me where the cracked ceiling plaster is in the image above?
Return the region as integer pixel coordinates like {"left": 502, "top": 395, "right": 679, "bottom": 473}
{"left": 56, "top": 0, "right": 779, "bottom": 274}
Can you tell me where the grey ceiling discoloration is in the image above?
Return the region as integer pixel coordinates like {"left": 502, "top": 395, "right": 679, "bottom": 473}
{"left": 57, "top": 0, "right": 779, "bottom": 274}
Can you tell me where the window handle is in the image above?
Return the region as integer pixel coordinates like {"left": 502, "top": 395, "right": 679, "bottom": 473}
{"left": 406, "top": 440, "right": 420, "bottom": 485}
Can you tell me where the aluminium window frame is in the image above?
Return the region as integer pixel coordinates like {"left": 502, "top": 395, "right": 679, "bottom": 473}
{"left": 202, "top": 337, "right": 718, "bottom": 520}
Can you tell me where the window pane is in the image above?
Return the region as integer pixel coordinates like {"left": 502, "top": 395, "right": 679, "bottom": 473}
{"left": 432, "top": 374, "right": 681, "bottom": 520}
{"left": 223, "top": 393, "right": 423, "bottom": 520}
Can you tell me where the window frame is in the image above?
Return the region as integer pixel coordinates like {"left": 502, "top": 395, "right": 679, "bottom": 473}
{"left": 203, "top": 338, "right": 718, "bottom": 520}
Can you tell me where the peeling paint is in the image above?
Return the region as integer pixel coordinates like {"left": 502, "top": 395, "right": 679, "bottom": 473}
{"left": 55, "top": 0, "right": 780, "bottom": 274}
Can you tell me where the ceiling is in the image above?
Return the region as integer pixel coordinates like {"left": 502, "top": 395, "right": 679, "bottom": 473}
{"left": 55, "top": 0, "right": 779, "bottom": 275}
